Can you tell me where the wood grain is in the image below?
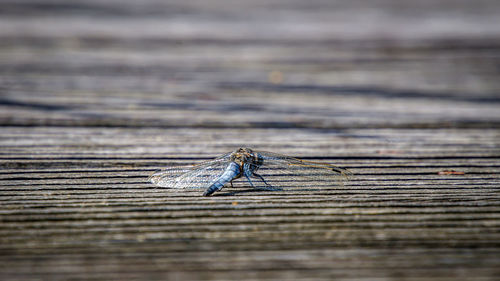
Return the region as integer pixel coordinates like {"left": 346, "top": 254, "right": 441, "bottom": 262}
{"left": 1, "top": 0, "right": 500, "bottom": 280}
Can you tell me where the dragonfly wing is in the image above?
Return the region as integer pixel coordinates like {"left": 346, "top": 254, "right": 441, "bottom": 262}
{"left": 149, "top": 153, "right": 231, "bottom": 189}
{"left": 254, "top": 150, "right": 350, "bottom": 189}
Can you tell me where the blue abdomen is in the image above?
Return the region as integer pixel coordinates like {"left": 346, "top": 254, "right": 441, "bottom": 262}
{"left": 203, "top": 162, "right": 240, "bottom": 196}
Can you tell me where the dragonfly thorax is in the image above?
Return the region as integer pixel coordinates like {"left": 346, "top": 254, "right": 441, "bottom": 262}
{"left": 230, "top": 147, "right": 258, "bottom": 166}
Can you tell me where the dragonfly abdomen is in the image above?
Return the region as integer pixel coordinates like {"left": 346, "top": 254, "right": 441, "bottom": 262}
{"left": 203, "top": 162, "right": 240, "bottom": 196}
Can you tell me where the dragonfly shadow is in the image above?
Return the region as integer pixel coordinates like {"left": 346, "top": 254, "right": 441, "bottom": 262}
{"left": 212, "top": 186, "right": 330, "bottom": 196}
{"left": 214, "top": 187, "right": 283, "bottom": 197}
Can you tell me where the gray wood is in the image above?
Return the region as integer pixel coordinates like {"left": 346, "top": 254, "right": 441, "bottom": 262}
{"left": 1, "top": 0, "right": 500, "bottom": 280}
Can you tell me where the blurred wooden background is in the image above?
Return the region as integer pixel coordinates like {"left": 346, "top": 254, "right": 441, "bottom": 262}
{"left": 1, "top": 0, "right": 499, "bottom": 280}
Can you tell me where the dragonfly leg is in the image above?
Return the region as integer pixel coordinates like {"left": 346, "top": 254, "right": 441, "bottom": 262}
{"left": 230, "top": 180, "right": 234, "bottom": 188}
{"left": 252, "top": 172, "right": 272, "bottom": 187}
{"left": 244, "top": 174, "right": 256, "bottom": 188}
{"left": 243, "top": 163, "right": 275, "bottom": 190}
{"left": 253, "top": 173, "right": 281, "bottom": 190}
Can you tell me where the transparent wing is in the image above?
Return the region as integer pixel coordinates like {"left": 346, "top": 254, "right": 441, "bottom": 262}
{"left": 149, "top": 153, "right": 231, "bottom": 189}
{"left": 254, "top": 150, "right": 351, "bottom": 189}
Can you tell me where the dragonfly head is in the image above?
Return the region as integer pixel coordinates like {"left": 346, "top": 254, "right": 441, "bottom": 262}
{"left": 231, "top": 147, "right": 256, "bottom": 165}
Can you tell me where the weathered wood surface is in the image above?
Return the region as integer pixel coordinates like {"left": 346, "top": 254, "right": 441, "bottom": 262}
{"left": 1, "top": 0, "right": 500, "bottom": 280}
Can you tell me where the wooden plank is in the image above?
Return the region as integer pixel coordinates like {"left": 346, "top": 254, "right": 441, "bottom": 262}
{"left": 1, "top": 127, "right": 499, "bottom": 280}
{"left": 1, "top": 0, "right": 500, "bottom": 280}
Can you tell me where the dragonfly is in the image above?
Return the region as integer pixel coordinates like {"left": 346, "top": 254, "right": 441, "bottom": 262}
{"left": 149, "top": 147, "right": 350, "bottom": 196}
